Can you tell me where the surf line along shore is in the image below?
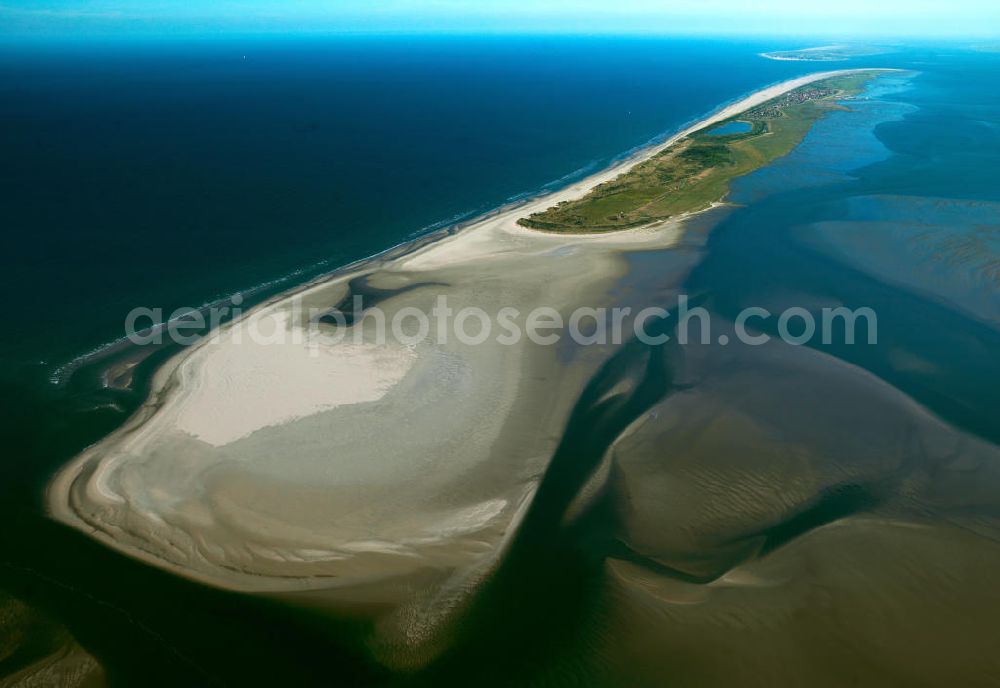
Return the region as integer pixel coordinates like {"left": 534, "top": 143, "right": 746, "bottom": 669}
{"left": 47, "top": 68, "right": 891, "bottom": 658}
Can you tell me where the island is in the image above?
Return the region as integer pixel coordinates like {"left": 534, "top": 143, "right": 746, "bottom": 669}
{"left": 518, "top": 73, "right": 875, "bottom": 232}
{"left": 760, "top": 44, "right": 892, "bottom": 61}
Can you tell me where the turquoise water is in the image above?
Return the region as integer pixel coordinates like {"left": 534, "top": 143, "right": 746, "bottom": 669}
{"left": 706, "top": 119, "right": 752, "bottom": 135}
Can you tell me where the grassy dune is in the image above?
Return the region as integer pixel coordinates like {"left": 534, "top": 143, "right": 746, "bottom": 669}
{"left": 518, "top": 73, "right": 875, "bottom": 233}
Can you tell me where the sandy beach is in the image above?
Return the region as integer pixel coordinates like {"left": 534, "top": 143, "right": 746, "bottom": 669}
{"left": 47, "top": 68, "right": 889, "bottom": 664}
{"left": 404, "top": 69, "right": 886, "bottom": 269}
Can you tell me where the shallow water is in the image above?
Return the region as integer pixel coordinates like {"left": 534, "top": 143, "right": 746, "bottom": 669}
{"left": 706, "top": 119, "right": 753, "bottom": 135}
{"left": 419, "top": 63, "right": 1000, "bottom": 685}
{"left": 0, "top": 36, "right": 826, "bottom": 368}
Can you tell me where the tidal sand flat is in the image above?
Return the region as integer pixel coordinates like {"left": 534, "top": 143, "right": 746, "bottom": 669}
{"left": 761, "top": 44, "right": 893, "bottom": 61}
{"left": 48, "top": 70, "right": 893, "bottom": 666}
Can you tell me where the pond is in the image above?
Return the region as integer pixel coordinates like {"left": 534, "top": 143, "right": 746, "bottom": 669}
{"left": 707, "top": 119, "right": 752, "bottom": 135}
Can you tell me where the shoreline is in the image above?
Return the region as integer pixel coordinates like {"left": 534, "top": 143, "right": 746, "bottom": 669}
{"left": 393, "top": 68, "right": 893, "bottom": 271}
{"left": 47, "top": 68, "right": 891, "bottom": 603}
{"left": 45, "top": 69, "right": 890, "bottom": 387}
{"left": 508, "top": 69, "right": 889, "bottom": 234}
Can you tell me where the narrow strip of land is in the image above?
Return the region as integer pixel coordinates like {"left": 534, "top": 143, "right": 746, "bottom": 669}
{"left": 518, "top": 72, "right": 877, "bottom": 233}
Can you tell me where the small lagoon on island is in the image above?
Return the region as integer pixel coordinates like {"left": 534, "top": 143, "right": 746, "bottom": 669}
{"left": 707, "top": 119, "right": 753, "bottom": 135}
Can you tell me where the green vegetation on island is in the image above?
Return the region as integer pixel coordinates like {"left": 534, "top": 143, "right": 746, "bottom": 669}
{"left": 518, "top": 73, "right": 877, "bottom": 233}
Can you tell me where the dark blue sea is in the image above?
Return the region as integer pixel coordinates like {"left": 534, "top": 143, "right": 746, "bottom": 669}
{"left": 0, "top": 36, "right": 892, "bottom": 370}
